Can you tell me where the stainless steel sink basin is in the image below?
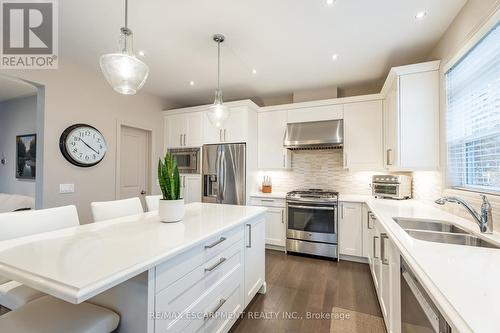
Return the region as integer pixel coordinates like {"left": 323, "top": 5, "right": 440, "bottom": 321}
{"left": 405, "top": 230, "right": 500, "bottom": 249}
{"left": 393, "top": 217, "right": 500, "bottom": 249}
{"left": 394, "top": 218, "right": 469, "bottom": 234}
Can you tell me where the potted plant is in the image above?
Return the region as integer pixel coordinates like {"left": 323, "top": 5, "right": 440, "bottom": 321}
{"left": 157, "top": 153, "right": 185, "bottom": 222}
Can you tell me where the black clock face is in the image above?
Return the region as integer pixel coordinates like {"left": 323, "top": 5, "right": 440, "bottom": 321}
{"left": 59, "top": 124, "right": 107, "bottom": 167}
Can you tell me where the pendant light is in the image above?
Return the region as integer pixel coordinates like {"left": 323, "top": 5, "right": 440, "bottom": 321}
{"left": 100, "top": 0, "right": 149, "bottom": 95}
{"left": 207, "top": 34, "right": 230, "bottom": 128}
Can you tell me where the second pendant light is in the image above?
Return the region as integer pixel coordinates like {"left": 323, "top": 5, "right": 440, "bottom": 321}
{"left": 207, "top": 34, "right": 230, "bottom": 128}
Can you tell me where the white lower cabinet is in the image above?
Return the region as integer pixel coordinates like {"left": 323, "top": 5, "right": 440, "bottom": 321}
{"left": 249, "top": 197, "right": 286, "bottom": 250}
{"left": 263, "top": 207, "right": 286, "bottom": 247}
{"left": 368, "top": 213, "right": 401, "bottom": 333}
{"left": 181, "top": 174, "right": 201, "bottom": 204}
{"left": 153, "top": 217, "right": 265, "bottom": 333}
{"left": 338, "top": 202, "right": 363, "bottom": 257}
{"left": 244, "top": 217, "right": 266, "bottom": 307}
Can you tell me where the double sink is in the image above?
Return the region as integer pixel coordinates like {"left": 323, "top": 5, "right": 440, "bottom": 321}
{"left": 394, "top": 218, "right": 499, "bottom": 249}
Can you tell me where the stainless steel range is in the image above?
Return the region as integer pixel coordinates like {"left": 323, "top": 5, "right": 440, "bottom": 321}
{"left": 286, "top": 189, "right": 339, "bottom": 259}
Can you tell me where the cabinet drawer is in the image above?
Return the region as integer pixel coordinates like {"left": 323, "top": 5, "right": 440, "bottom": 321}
{"left": 155, "top": 253, "right": 243, "bottom": 333}
{"left": 156, "top": 225, "right": 243, "bottom": 292}
{"left": 202, "top": 282, "right": 242, "bottom": 333}
{"left": 249, "top": 197, "right": 285, "bottom": 208}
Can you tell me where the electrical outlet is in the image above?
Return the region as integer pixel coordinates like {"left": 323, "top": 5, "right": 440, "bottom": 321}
{"left": 59, "top": 184, "right": 75, "bottom": 194}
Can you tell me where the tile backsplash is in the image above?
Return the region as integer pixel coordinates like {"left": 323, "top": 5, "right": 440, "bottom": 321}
{"left": 258, "top": 150, "right": 376, "bottom": 194}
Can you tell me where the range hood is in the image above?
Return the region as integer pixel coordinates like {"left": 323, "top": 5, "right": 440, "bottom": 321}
{"left": 283, "top": 119, "right": 343, "bottom": 150}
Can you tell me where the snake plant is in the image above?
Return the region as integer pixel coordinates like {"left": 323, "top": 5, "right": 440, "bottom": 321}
{"left": 158, "top": 153, "right": 181, "bottom": 200}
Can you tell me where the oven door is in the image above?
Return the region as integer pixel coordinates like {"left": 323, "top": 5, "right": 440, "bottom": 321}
{"left": 373, "top": 183, "right": 400, "bottom": 198}
{"left": 286, "top": 201, "right": 337, "bottom": 244}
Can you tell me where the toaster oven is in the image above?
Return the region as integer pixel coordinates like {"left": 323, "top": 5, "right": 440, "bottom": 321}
{"left": 372, "top": 175, "right": 412, "bottom": 200}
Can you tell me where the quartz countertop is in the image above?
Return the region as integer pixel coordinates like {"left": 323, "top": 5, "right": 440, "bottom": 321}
{"left": 0, "top": 203, "right": 266, "bottom": 304}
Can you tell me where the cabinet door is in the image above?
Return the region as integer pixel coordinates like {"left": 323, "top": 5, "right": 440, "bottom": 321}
{"left": 264, "top": 207, "right": 286, "bottom": 247}
{"left": 362, "top": 207, "right": 375, "bottom": 260}
{"left": 372, "top": 222, "right": 381, "bottom": 291}
{"left": 287, "top": 104, "right": 343, "bottom": 123}
{"left": 258, "top": 111, "right": 291, "bottom": 169}
{"left": 244, "top": 218, "right": 265, "bottom": 307}
{"left": 165, "top": 114, "right": 186, "bottom": 148}
{"left": 399, "top": 71, "right": 439, "bottom": 170}
{"left": 383, "top": 78, "right": 399, "bottom": 169}
{"left": 185, "top": 112, "right": 203, "bottom": 147}
{"left": 223, "top": 107, "right": 248, "bottom": 143}
{"left": 379, "top": 232, "right": 390, "bottom": 322}
{"left": 388, "top": 238, "right": 401, "bottom": 333}
{"left": 203, "top": 112, "right": 223, "bottom": 144}
{"left": 182, "top": 175, "right": 201, "bottom": 204}
{"left": 338, "top": 202, "right": 363, "bottom": 257}
{"left": 344, "top": 100, "right": 384, "bottom": 170}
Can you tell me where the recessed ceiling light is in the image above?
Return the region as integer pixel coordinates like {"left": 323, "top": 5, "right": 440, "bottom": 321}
{"left": 189, "top": 81, "right": 195, "bottom": 86}
{"left": 252, "top": 69, "right": 257, "bottom": 75}
{"left": 331, "top": 54, "right": 339, "bottom": 61}
{"left": 415, "top": 11, "right": 427, "bottom": 20}
{"left": 138, "top": 50, "right": 145, "bottom": 57}
{"left": 326, "top": 0, "right": 336, "bottom": 6}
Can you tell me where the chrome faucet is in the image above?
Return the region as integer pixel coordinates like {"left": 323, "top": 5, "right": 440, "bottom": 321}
{"left": 434, "top": 195, "right": 493, "bottom": 234}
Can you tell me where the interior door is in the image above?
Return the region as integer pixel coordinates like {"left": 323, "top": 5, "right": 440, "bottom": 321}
{"left": 119, "top": 126, "right": 150, "bottom": 207}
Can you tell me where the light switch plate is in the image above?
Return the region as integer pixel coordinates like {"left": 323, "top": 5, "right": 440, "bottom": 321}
{"left": 59, "top": 183, "right": 75, "bottom": 194}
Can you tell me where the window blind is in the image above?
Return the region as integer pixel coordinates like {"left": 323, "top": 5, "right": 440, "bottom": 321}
{"left": 445, "top": 23, "right": 500, "bottom": 193}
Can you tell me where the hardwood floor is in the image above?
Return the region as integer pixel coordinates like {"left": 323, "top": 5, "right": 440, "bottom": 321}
{"left": 231, "top": 250, "right": 384, "bottom": 333}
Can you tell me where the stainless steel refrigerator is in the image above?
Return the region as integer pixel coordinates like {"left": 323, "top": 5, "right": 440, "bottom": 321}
{"left": 202, "top": 143, "right": 246, "bottom": 205}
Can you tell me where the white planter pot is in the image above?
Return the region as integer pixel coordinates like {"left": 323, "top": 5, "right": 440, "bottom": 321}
{"left": 158, "top": 199, "right": 185, "bottom": 223}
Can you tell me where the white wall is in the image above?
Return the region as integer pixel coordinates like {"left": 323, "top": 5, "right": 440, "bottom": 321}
{"left": 1, "top": 60, "right": 175, "bottom": 223}
{"left": 0, "top": 96, "right": 37, "bottom": 197}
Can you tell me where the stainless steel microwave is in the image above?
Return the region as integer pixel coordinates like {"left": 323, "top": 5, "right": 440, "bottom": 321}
{"left": 168, "top": 148, "right": 200, "bottom": 174}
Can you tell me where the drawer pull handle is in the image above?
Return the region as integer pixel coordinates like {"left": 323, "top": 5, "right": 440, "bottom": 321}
{"left": 204, "top": 257, "right": 227, "bottom": 272}
{"left": 204, "top": 298, "right": 227, "bottom": 320}
{"left": 260, "top": 199, "right": 275, "bottom": 202}
{"left": 204, "top": 237, "right": 226, "bottom": 249}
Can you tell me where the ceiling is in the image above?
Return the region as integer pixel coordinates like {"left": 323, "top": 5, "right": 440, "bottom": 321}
{"left": 60, "top": 0, "right": 466, "bottom": 107}
{"left": 0, "top": 77, "right": 37, "bottom": 103}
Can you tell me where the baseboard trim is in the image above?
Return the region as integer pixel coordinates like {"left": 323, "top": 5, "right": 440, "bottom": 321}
{"left": 339, "top": 254, "right": 369, "bottom": 264}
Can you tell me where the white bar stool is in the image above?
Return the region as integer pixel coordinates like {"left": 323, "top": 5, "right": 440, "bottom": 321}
{"left": 91, "top": 197, "right": 144, "bottom": 222}
{"left": 145, "top": 194, "right": 162, "bottom": 211}
{"left": 0, "top": 206, "right": 80, "bottom": 310}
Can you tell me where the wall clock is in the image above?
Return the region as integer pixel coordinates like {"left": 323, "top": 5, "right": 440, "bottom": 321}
{"left": 59, "top": 124, "right": 107, "bottom": 167}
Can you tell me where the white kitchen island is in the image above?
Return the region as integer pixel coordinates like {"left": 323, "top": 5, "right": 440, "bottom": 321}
{"left": 0, "top": 203, "right": 267, "bottom": 333}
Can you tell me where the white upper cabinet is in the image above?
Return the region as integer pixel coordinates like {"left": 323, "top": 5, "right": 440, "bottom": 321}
{"left": 164, "top": 112, "right": 203, "bottom": 148}
{"left": 184, "top": 112, "right": 203, "bottom": 147}
{"left": 344, "top": 100, "right": 384, "bottom": 170}
{"left": 203, "top": 106, "right": 250, "bottom": 144}
{"left": 287, "top": 104, "right": 343, "bottom": 123}
{"left": 258, "top": 111, "right": 291, "bottom": 169}
{"left": 382, "top": 61, "right": 440, "bottom": 170}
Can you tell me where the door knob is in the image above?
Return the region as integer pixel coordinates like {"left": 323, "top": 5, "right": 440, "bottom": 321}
{"left": 140, "top": 190, "right": 146, "bottom": 195}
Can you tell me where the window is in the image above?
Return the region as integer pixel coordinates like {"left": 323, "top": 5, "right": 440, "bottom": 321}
{"left": 445, "top": 23, "right": 500, "bottom": 193}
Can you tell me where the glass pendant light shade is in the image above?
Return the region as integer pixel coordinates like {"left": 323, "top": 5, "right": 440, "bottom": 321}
{"left": 207, "top": 88, "right": 230, "bottom": 128}
{"left": 100, "top": 1, "right": 149, "bottom": 95}
{"left": 207, "top": 34, "right": 230, "bottom": 128}
{"left": 100, "top": 52, "right": 149, "bottom": 95}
